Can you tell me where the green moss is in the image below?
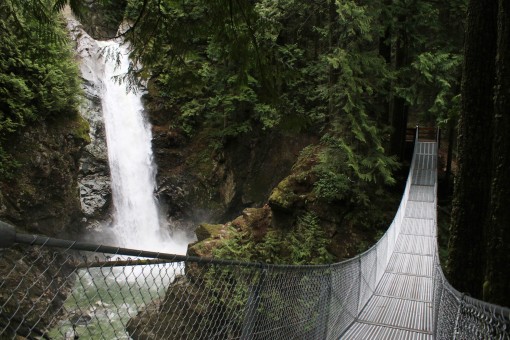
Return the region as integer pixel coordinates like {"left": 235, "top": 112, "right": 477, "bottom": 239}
{"left": 293, "top": 145, "right": 321, "bottom": 170}
{"left": 70, "top": 114, "right": 91, "bottom": 144}
{"left": 483, "top": 280, "right": 491, "bottom": 300}
{"left": 268, "top": 177, "right": 298, "bottom": 210}
{"left": 185, "top": 128, "right": 219, "bottom": 178}
{"left": 242, "top": 208, "right": 269, "bottom": 229}
{"left": 268, "top": 144, "right": 320, "bottom": 212}
{"left": 50, "top": 111, "right": 91, "bottom": 144}
{"left": 210, "top": 211, "right": 333, "bottom": 265}
{"left": 188, "top": 149, "right": 214, "bottom": 179}
{"left": 195, "top": 223, "right": 224, "bottom": 242}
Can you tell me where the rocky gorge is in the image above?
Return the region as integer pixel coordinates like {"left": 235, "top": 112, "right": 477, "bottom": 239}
{"left": 0, "top": 6, "right": 402, "bottom": 338}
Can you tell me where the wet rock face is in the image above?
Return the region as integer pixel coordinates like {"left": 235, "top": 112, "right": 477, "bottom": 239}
{"left": 0, "top": 117, "right": 88, "bottom": 236}
{"left": 0, "top": 15, "right": 115, "bottom": 236}
{"left": 0, "top": 245, "right": 75, "bottom": 338}
{"left": 149, "top": 118, "right": 314, "bottom": 234}
{"left": 67, "top": 18, "right": 112, "bottom": 222}
{"left": 79, "top": 176, "right": 110, "bottom": 217}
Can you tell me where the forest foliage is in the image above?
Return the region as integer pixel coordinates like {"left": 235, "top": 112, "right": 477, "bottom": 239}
{"left": 1, "top": 0, "right": 469, "bottom": 267}
{"left": 0, "top": 0, "right": 465, "bottom": 191}
{"left": 119, "top": 0, "right": 465, "bottom": 205}
{"left": 0, "top": 0, "right": 81, "bottom": 177}
{"left": 113, "top": 0, "right": 468, "bottom": 272}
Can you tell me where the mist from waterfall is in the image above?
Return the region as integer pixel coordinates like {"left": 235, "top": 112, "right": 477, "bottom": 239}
{"left": 97, "top": 40, "right": 186, "bottom": 254}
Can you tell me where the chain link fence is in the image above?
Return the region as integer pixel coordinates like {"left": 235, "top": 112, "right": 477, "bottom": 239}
{"left": 433, "top": 261, "right": 510, "bottom": 340}
{"left": 1, "top": 227, "right": 508, "bottom": 339}
{"left": 0, "top": 230, "right": 386, "bottom": 339}
{"left": 1, "top": 132, "right": 509, "bottom": 339}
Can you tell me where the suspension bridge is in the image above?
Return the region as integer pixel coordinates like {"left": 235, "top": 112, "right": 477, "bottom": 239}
{"left": 0, "top": 128, "right": 508, "bottom": 339}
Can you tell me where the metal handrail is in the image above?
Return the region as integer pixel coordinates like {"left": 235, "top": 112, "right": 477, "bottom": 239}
{"left": 1, "top": 127, "right": 508, "bottom": 340}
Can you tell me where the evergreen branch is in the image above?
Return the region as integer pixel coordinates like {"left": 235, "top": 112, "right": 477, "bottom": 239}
{"left": 116, "top": 0, "right": 149, "bottom": 38}
{"left": 234, "top": 0, "right": 272, "bottom": 94}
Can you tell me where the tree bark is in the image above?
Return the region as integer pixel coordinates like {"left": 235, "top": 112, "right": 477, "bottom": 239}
{"left": 484, "top": 0, "right": 510, "bottom": 306}
{"left": 444, "top": 119, "right": 454, "bottom": 193}
{"left": 447, "top": 0, "right": 498, "bottom": 298}
{"left": 378, "top": 1, "right": 392, "bottom": 126}
{"left": 390, "top": 16, "right": 409, "bottom": 160}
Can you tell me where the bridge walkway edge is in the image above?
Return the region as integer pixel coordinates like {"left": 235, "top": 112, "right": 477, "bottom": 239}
{"left": 341, "top": 141, "right": 438, "bottom": 339}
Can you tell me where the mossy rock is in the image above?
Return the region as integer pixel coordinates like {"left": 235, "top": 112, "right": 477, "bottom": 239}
{"left": 241, "top": 206, "right": 271, "bottom": 230}
{"left": 188, "top": 223, "right": 233, "bottom": 258}
{"left": 267, "top": 146, "right": 318, "bottom": 213}
{"left": 194, "top": 223, "right": 225, "bottom": 242}
{"left": 268, "top": 177, "right": 301, "bottom": 211}
{"left": 70, "top": 114, "right": 91, "bottom": 144}
{"left": 188, "top": 238, "right": 225, "bottom": 258}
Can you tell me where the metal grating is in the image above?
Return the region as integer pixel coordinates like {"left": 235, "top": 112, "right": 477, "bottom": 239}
{"left": 408, "top": 186, "right": 435, "bottom": 202}
{"left": 394, "top": 234, "right": 436, "bottom": 256}
{"left": 386, "top": 253, "right": 434, "bottom": 277}
{"left": 376, "top": 273, "right": 433, "bottom": 302}
{"left": 400, "top": 218, "right": 435, "bottom": 237}
{"left": 405, "top": 202, "right": 436, "bottom": 219}
{"left": 343, "top": 322, "right": 434, "bottom": 340}
{"left": 355, "top": 296, "right": 434, "bottom": 333}
{"left": 342, "top": 140, "right": 438, "bottom": 339}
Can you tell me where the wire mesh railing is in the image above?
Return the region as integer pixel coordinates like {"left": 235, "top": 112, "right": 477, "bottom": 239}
{"left": 0, "top": 228, "right": 381, "bottom": 339}
{"left": 433, "top": 259, "right": 510, "bottom": 340}
{"left": 1, "top": 128, "right": 509, "bottom": 339}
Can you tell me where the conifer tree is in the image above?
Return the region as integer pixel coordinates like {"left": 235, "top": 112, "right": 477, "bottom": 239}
{"left": 484, "top": 0, "right": 510, "bottom": 306}
{"left": 448, "top": 0, "right": 510, "bottom": 306}
{"left": 448, "top": 0, "right": 497, "bottom": 300}
{"left": 0, "top": 0, "right": 81, "bottom": 177}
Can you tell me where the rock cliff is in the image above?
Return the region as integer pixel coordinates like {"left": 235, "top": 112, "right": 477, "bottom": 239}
{"left": 0, "top": 115, "right": 88, "bottom": 236}
{"left": 146, "top": 90, "right": 315, "bottom": 235}
{"left": 67, "top": 18, "right": 112, "bottom": 229}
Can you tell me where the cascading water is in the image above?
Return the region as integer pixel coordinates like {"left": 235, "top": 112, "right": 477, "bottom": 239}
{"left": 97, "top": 40, "right": 185, "bottom": 254}
{"left": 49, "top": 20, "right": 189, "bottom": 338}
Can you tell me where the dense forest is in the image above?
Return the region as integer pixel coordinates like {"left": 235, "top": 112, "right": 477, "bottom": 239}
{"left": 0, "top": 0, "right": 82, "bottom": 176}
{"left": 0, "top": 0, "right": 508, "bottom": 308}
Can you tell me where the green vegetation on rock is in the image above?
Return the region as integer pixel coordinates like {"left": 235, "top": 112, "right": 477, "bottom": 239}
{"left": 0, "top": 0, "right": 82, "bottom": 178}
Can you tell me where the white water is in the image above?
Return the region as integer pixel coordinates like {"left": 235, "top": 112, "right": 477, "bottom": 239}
{"left": 50, "top": 21, "right": 189, "bottom": 339}
{"left": 97, "top": 40, "right": 186, "bottom": 254}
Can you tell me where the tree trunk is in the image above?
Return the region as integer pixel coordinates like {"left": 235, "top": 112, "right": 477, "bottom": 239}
{"left": 444, "top": 119, "right": 454, "bottom": 193}
{"left": 484, "top": 0, "right": 510, "bottom": 306}
{"left": 327, "top": 0, "right": 338, "bottom": 120}
{"left": 447, "top": 0, "right": 498, "bottom": 299}
{"left": 390, "top": 16, "right": 409, "bottom": 160}
{"left": 378, "top": 8, "right": 392, "bottom": 125}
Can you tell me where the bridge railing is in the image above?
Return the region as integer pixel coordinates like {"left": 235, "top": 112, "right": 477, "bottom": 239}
{"left": 434, "top": 262, "right": 510, "bottom": 339}
{"left": 1, "top": 222, "right": 398, "bottom": 339}
{"left": 0, "top": 230, "right": 331, "bottom": 339}
{"left": 1, "top": 128, "right": 509, "bottom": 339}
{"left": 0, "top": 130, "right": 419, "bottom": 340}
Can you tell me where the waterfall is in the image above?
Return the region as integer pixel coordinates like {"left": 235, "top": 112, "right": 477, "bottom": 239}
{"left": 47, "top": 20, "right": 189, "bottom": 338}
{"left": 96, "top": 40, "right": 185, "bottom": 254}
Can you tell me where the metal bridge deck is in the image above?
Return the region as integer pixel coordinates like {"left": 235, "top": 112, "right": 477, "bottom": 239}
{"left": 342, "top": 142, "right": 437, "bottom": 339}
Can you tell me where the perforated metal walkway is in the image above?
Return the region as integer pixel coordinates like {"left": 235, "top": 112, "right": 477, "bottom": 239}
{"left": 342, "top": 142, "right": 437, "bottom": 339}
